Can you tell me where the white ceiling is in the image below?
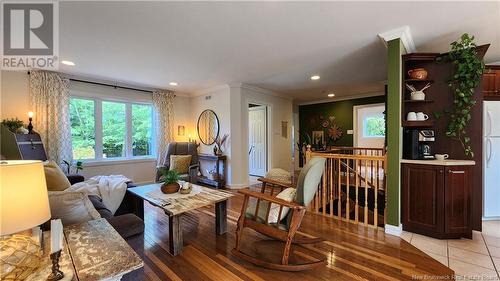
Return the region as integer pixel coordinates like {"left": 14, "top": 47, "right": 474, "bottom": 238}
{"left": 59, "top": 1, "right": 500, "bottom": 102}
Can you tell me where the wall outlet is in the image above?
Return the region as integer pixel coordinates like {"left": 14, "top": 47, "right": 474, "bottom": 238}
{"left": 347, "top": 129, "right": 354, "bottom": 135}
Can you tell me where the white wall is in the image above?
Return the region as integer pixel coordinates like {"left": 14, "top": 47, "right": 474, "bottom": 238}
{"left": 1, "top": 70, "right": 191, "bottom": 184}
{"left": 189, "top": 85, "right": 234, "bottom": 184}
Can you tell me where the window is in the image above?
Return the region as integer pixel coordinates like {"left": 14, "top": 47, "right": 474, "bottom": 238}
{"left": 70, "top": 97, "right": 154, "bottom": 160}
{"left": 363, "top": 115, "right": 385, "bottom": 137}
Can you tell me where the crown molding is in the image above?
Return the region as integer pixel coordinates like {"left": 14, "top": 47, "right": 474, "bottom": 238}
{"left": 238, "top": 83, "right": 294, "bottom": 101}
{"left": 190, "top": 84, "right": 230, "bottom": 97}
{"left": 378, "top": 25, "right": 416, "bottom": 54}
{"left": 297, "top": 91, "right": 385, "bottom": 106}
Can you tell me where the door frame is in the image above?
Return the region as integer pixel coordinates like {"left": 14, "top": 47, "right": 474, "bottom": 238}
{"left": 353, "top": 103, "right": 386, "bottom": 147}
{"left": 247, "top": 101, "right": 271, "bottom": 177}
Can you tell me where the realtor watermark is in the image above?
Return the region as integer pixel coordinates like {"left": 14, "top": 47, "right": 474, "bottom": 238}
{"left": 1, "top": 1, "right": 59, "bottom": 70}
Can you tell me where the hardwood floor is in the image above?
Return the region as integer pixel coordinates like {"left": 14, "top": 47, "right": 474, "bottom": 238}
{"left": 141, "top": 190, "right": 453, "bottom": 281}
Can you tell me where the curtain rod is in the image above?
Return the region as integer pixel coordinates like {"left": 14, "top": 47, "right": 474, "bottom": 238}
{"left": 27, "top": 71, "right": 175, "bottom": 95}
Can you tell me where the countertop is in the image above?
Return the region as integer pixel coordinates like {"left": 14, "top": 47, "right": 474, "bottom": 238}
{"left": 400, "top": 159, "right": 476, "bottom": 166}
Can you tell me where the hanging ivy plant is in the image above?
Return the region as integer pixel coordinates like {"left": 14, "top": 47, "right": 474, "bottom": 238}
{"left": 441, "top": 33, "right": 484, "bottom": 158}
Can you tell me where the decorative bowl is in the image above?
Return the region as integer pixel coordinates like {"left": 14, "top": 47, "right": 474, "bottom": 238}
{"left": 161, "top": 183, "right": 180, "bottom": 194}
{"left": 407, "top": 68, "right": 428, "bottom": 80}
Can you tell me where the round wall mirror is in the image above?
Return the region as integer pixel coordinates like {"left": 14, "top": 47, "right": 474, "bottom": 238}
{"left": 197, "top": 109, "right": 220, "bottom": 145}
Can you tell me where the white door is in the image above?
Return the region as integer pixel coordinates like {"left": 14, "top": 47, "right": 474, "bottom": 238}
{"left": 249, "top": 106, "right": 267, "bottom": 176}
{"left": 353, "top": 104, "right": 386, "bottom": 148}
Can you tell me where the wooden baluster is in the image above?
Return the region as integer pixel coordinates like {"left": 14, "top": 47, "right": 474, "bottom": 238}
{"left": 374, "top": 159, "right": 379, "bottom": 228}
{"left": 338, "top": 157, "right": 341, "bottom": 219}
{"left": 330, "top": 158, "right": 334, "bottom": 217}
{"left": 355, "top": 158, "right": 359, "bottom": 223}
{"left": 346, "top": 158, "right": 350, "bottom": 222}
{"left": 364, "top": 159, "right": 368, "bottom": 226}
{"left": 321, "top": 159, "right": 328, "bottom": 215}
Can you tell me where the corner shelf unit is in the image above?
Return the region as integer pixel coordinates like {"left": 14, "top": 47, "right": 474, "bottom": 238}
{"left": 401, "top": 53, "right": 440, "bottom": 128}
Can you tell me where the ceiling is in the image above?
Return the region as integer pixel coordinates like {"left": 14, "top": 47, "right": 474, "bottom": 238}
{"left": 59, "top": 1, "right": 500, "bottom": 102}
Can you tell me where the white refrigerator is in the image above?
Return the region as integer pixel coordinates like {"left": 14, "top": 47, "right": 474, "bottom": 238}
{"left": 484, "top": 101, "right": 500, "bottom": 219}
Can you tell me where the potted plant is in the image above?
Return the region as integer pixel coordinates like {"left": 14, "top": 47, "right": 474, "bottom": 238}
{"left": 160, "top": 170, "right": 181, "bottom": 194}
{"left": 1, "top": 118, "right": 25, "bottom": 133}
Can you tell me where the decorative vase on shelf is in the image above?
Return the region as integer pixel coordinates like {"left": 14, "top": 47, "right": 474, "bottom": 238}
{"left": 407, "top": 68, "right": 428, "bottom": 80}
{"left": 213, "top": 146, "right": 218, "bottom": 155}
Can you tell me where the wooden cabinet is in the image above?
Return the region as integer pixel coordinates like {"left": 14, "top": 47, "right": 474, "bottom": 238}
{"left": 402, "top": 163, "right": 472, "bottom": 239}
{"left": 483, "top": 67, "right": 500, "bottom": 100}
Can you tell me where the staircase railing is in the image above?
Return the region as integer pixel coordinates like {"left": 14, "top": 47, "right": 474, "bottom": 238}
{"left": 305, "top": 145, "right": 387, "bottom": 228}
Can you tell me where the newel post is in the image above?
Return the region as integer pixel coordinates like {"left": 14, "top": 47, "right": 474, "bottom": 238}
{"left": 305, "top": 145, "right": 312, "bottom": 163}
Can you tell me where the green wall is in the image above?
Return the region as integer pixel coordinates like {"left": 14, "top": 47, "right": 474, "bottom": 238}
{"left": 299, "top": 95, "right": 386, "bottom": 147}
{"left": 386, "top": 39, "right": 404, "bottom": 227}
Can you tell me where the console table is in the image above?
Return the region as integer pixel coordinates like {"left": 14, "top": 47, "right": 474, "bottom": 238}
{"left": 27, "top": 219, "right": 143, "bottom": 281}
{"left": 197, "top": 153, "right": 227, "bottom": 188}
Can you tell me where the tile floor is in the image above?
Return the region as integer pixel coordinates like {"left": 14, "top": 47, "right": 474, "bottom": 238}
{"left": 401, "top": 220, "right": 500, "bottom": 280}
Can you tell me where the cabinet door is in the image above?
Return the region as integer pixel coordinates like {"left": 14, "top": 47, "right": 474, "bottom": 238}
{"left": 402, "top": 164, "right": 445, "bottom": 235}
{"left": 483, "top": 71, "right": 496, "bottom": 98}
{"left": 444, "top": 166, "right": 471, "bottom": 235}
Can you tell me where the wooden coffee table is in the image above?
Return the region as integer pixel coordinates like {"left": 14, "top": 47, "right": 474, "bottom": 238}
{"left": 128, "top": 183, "right": 233, "bottom": 255}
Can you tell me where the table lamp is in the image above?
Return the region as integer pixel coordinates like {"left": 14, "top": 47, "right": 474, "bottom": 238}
{"left": 0, "top": 160, "right": 51, "bottom": 280}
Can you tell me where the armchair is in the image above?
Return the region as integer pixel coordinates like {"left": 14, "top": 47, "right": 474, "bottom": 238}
{"left": 156, "top": 142, "right": 199, "bottom": 183}
{"left": 232, "top": 157, "right": 327, "bottom": 271}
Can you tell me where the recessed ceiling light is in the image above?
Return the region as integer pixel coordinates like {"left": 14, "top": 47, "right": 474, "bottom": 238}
{"left": 310, "top": 75, "right": 320, "bottom": 80}
{"left": 328, "top": 93, "right": 335, "bottom": 97}
{"left": 61, "top": 60, "right": 75, "bottom": 66}
{"left": 169, "top": 82, "right": 178, "bottom": 86}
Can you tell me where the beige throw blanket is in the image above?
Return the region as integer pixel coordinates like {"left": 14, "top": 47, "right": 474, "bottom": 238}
{"left": 67, "top": 175, "right": 129, "bottom": 215}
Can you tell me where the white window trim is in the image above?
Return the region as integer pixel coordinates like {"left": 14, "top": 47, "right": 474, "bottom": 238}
{"left": 70, "top": 96, "right": 156, "bottom": 163}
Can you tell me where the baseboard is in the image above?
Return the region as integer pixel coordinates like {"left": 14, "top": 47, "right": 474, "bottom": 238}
{"left": 225, "top": 183, "right": 248, "bottom": 189}
{"left": 384, "top": 224, "right": 402, "bottom": 237}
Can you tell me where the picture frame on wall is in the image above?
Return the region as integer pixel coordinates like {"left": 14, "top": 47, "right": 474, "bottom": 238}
{"left": 312, "top": 130, "right": 324, "bottom": 149}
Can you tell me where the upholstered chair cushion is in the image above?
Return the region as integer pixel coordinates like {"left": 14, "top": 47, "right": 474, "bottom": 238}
{"left": 294, "top": 157, "right": 326, "bottom": 207}
{"left": 245, "top": 187, "right": 296, "bottom": 224}
{"left": 169, "top": 155, "right": 192, "bottom": 174}
{"left": 48, "top": 191, "right": 101, "bottom": 226}
{"left": 44, "top": 160, "right": 71, "bottom": 191}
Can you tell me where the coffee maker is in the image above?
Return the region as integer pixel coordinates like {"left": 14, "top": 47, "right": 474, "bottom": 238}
{"left": 403, "top": 129, "right": 435, "bottom": 160}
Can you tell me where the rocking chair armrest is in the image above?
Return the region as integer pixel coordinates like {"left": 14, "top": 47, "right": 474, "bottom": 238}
{"left": 238, "top": 189, "right": 304, "bottom": 210}
{"left": 257, "top": 177, "right": 293, "bottom": 189}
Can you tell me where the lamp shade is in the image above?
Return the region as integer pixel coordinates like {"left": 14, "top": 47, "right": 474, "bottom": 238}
{"left": 0, "top": 160, "right": 51, "bottom": 235}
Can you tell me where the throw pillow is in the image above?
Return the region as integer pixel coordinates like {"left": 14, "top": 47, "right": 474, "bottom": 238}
{"left": 265, "top": 168, "right": 292, "bottom": 184}
{"left": 43, "top": 160, "right": 71, "bottom": 191}
{"left": 268, "top": 187, "right": 296, "bottom": 223}
{"left": 48, "top": 191, "right": 101, "bottom": 226}
{"left": 169, "top": 155, "right": 192, "bottom": 174}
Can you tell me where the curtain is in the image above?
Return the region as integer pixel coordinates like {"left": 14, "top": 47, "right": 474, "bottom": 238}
{"left": 153, "top": 91, "right": 175, "bottom": 164}
{"left": 29, "top": 70, "right": 72, "bottom": 166}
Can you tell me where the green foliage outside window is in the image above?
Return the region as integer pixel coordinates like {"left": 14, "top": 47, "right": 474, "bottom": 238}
{"left": 132, "top": 104, "right": 152, "bottom": 156}
{"left": 70, "top": 98, "right": 95, "bottom": 159}
{"left": 363, "top": 116, "right": 385, "bottom": 137}
{"left": 102, "top": 101, "right": 126, "bottom": 158}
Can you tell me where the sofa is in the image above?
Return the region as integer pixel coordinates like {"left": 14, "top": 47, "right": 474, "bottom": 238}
{"left": 156, "top": 142, "right": 199, "bottom": 182}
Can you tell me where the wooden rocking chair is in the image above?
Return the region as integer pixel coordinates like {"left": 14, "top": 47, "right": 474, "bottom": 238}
{"left": 232, "top": 157, "right": 327, "bottom": 271}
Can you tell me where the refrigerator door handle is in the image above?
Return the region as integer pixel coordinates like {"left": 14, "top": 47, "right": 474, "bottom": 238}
{"left": 487, "top": 110, "right": 493, "bottom": 137}
{"left": 487, "top": 138, "right": 492, "bottom": 168}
